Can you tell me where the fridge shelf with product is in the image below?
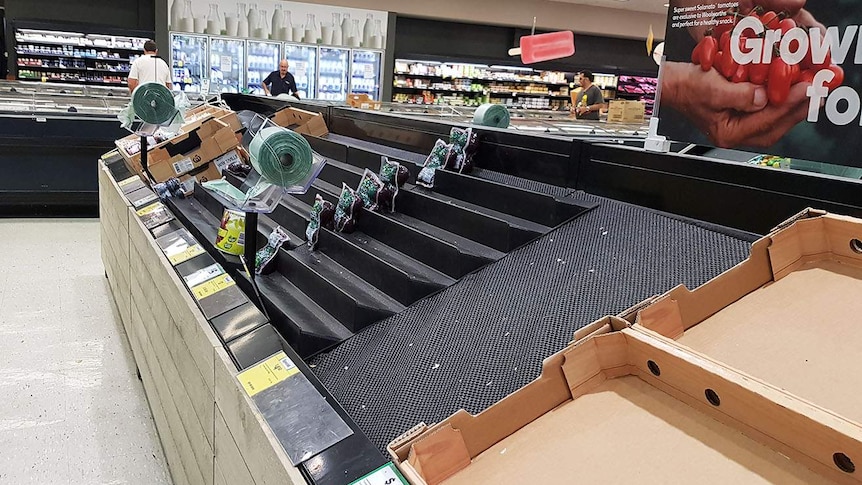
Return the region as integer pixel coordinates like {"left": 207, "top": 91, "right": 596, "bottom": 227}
{"left": 318, "top": 46, "right": 350, "bottom": 101}
{"left": 247, "top": 40, "right": 281, "bottom": 95}
{"left": 14, "top": 28, "right": 147, "bottom": 87}
{"left": 208, "top": 37, "right": 245, "bottom": 93}
{"left": 613, "top": 75, "right": 658, "bottom": 115}
{"left": 283, "top": 43, "right": 317, "bottom": 99}
{"left": 349, "top": 49, "right": 382, "bottom": 100}
{"left": 170, "top": 33, "right": 207, "bottom": 93}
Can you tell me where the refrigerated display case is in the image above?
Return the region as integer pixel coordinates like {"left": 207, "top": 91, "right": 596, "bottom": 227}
{"left": 283, "top": 43, "right": 317, "bottom": 99}
{"left": 318, "top": 47, "right": 349, "bottom": 102}
{"left": 247, "top": 41, "right": 281, "bottom": 95}
{"left": 349, "top": 49, "right": 382, "bottom": 100}
{"left": 170, "top": 33, "right": 207, "bottom": 93}
{"left": 209, "top": 37, "right": 245, "bottom": 93}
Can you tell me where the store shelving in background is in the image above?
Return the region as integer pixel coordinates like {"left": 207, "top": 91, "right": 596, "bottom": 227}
{"left": 15, "top": 28, "right": 147, "bottom": 87}
{"left": 392, "top": 59, "right": 639, "bottom": 111}
{"left": 615, "top": 75, "right": 658, "bottom": 116}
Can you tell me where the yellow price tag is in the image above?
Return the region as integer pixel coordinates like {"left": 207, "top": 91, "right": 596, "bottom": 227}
{"left": 118, "top": 176, "right": 141, "bottom": 187}
{"left": 191, "top": 274, "right": 236, "bottom": 300}
{"left": 237, "top": 351, "right": 299, "bottom": 397}
{"left": 167, "top": 244, "right": 204, "bottom": 265}
{"left": 136, "top": 202, "right": 165, "bottom": 217}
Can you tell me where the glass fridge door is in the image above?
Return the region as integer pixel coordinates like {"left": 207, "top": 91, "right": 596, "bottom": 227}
{"left": 208, "top": 37, "right": 245, "bottom": 93}
{"left": 170, "top": 33, "right": 208, "bottom": 93}
{"left": 317, "top": 47, "right": 349, "bottom": 102}
{"left": 283, "top": 43, "right": 317, "bottom": 100}
{"left": 349, "top": 49, "right": 382, "bottom": 100}
{"left": 247, "top": 41, "right": 281, "bottom": 95}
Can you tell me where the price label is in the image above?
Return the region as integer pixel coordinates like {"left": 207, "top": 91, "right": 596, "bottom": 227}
{"left": 191, "top": 274, "right": 236, "bottom": 301}
{"left": 172, "top": 157, "right": 195, "bottom": 175}
{"left": 165, "top": 243, "right": 205, "bottom": 266}
{"left": 118, "top": 176, "right": 141, "bottom": 187}
{"left": 237, "top": 351, "right": 300, "bottom": 397}
{"left": 136, "top": 202, "right": 165, "bottom": 217}
{"left": 348, "top": 463, "right": 409, "bottom": 485}
{"left": 220, "top": 55, "right": 232, "bottom": 73}
{"left": 183, "top": 263, "right": 225, "bottom": 288}
{"left": 364, "top": 64, "right": 375, "bottom": 79}
{"left": 213, "top": 150, "right": 241, "bottom": 174}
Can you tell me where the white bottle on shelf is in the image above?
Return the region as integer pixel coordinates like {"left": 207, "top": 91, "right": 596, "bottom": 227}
{"left": 331, "top": 13, "right": 342, "bottom": 46}
{"left": 362, "top": 14, "right": 373, "bottom": 48}
{"left": 170, "top": 0, "right": 183, "bottom": 31}
{"left": 279, "top": 10, "right": 293, "bottom": 42}
{"left": 178, "top": 0, "right": 194, "bottom": 32}
{"left": 247, "top": 3, "right": 259, "bottom": 37}
{"left": 236, "top": 3, "right": 248, "bottom": 37}
{"left": 340, "top": 13, "right": 351, "bottom": 47}
{"left": 272, "top": 4, "right": 283, "bottom": 40}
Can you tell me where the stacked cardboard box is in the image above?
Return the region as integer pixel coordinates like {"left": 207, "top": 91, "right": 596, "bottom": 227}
{"left": 607, "top": 100, "right": 645, "bottom": 123}
{"left": 270, "top": 107, "right": 329, "bottom": 137}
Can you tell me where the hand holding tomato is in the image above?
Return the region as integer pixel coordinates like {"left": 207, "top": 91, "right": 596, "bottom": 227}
{"left": 661, "top": 62, "right": 811, "bottom": 148}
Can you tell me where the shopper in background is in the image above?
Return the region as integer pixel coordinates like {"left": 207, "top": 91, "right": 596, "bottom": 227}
{"left": 262, "top": 60, "right": 300, "bottom": 98}
{"left": 573, "top": 71, "right": 603, "bottom": 120}
{"left": 127, "top": 40, "right": 172, "bottom": 94}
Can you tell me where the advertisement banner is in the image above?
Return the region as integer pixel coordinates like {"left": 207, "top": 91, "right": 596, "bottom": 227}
{"left": 658, "top": 0, "right": 862, "bottom": 167}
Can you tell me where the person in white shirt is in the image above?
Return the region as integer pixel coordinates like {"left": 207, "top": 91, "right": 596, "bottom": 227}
{"left": 128, "top": 40, "right": 172, "bottom": 93}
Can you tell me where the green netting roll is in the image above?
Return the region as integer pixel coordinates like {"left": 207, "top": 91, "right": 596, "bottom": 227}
{"left": 248, "top": 126, "right": 314, "bottom": 187}
{"left": 473, "top": 103, "right": 510, "bottom": 128}
{"left": 131, "top": 82, "right": 176, "bottom": 125}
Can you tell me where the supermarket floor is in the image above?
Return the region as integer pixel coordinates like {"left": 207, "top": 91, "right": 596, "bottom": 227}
{"left": 0, "top": 219, "right": 171, "bottom": 484}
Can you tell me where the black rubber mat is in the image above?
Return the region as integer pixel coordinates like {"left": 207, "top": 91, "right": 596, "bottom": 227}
{"left": 471, "top": 167, "right": 572, "bottom": 197}
{"left": 309, "top": 191, "right": 754, "bottom": 452}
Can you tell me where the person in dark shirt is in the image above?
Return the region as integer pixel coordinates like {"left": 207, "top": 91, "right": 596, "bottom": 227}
{"left": 573, "top": 71, "right": 603, "bottom": 120}
{"left": 262, "top": 60, "right": 299, "bottom": 98}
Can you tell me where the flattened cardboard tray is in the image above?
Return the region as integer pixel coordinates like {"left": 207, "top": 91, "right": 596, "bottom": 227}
{"left": 389, "top": 209, "right": 862, "bottom": 485}
{"left": 632, "top": 208, "right": 862, "bottom": 426}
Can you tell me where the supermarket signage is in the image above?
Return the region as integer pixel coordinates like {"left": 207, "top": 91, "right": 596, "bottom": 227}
{"left": 658, "top": 0, "right": 862, "bottom": 167}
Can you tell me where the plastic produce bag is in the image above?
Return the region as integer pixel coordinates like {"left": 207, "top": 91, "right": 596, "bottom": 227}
{"left": 255, "top": 226, "right": 290, "bottom": 274}
{"left": 334, "top": 183, "right": 362, "bottom": 233}
{"left": 357, "top": 169, "right": 387, "bottom": 212}
{"left": 306, "top": 194, "right": 335, "bottom": 250}
{"left": 417, "top": 139, "right": 452, "bottom": 189}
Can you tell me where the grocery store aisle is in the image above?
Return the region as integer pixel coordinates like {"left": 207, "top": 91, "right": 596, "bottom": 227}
{"left": 0, "top": 219, "right": 172, "bottom": 484}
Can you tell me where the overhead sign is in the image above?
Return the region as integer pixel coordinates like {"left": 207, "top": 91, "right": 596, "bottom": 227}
{"left": 657, "top": 1, "right": 862, "bottom": 168}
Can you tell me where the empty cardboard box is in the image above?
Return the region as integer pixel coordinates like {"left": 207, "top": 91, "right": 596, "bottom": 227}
{"left": 270, "top": 107, "right": 329, "bottom": 137}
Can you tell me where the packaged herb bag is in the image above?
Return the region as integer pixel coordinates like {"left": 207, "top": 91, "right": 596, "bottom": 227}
{"left": 417, "top": 139, "right": 452, "bottom": 188}
{"left": 306, "top": 194, "right": 335, "bottom": 250}
{"left": 357, "top": 169, "right": 385, "bottom": 211}
{"left": 334, "top": 183, "right": 363, "bottom": 233}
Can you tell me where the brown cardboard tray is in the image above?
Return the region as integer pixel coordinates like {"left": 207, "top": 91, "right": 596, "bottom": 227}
{"left": 633, "top": 209, "right": 862, "bottom": 426}
{"left": 389, "top": 317, "right": 862, "bottom": 485}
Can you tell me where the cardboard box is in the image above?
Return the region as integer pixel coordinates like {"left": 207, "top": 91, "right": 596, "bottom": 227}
{"left": 630, "top": 209, "right": 862, "bottom": 427}
{"left": 389, "top": 209, "right": 862, "bottom": 485}
{"left": 607, "top": 100, "right": 645, "bottom": 123}
{"left": 186, "top": 104, "right": 243, "bottom": 133}
{"left": 141, "top": 118, "right": 239, "bottom": 183}
{"left": 347, "top": 93, "right": 381, "bottom": 111}
{"left": 270, "top": 107, "right": 329, "bottom": 137}
{"left": 176, "top": 149, "right": 242, "bottom": 195}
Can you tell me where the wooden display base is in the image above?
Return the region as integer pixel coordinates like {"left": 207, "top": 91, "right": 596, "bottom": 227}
{"left": 99, "top": 161, "right": 307, "bottom": 485}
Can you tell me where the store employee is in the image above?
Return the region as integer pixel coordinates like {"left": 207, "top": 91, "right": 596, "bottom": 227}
{"left": 263, "top": 60, "right": 300, "bottom": 98}
{"left": 573, "top": 71, "right": 603, "bottom": 120}
{"left": 128, "top": 40, "right": 172, "bottom": 93}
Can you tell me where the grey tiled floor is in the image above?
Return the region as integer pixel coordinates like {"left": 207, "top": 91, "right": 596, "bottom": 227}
{"left": 0, "top": 219, "right": 172, "bottom": 484}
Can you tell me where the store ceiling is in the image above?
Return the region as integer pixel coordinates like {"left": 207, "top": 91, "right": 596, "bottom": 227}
{"left": 549, "top": 0, "right": 669, "bottom": 15}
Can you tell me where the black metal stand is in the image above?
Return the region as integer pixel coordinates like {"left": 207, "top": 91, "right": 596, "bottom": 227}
{"left": 241, "top": 212, "right": 269, "bottom": 319}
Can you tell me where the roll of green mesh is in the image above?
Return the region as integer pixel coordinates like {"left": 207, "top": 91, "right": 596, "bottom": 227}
{"left": 473, "top": 103, "right": 510, "bottom": 128}
{"left": 131, "top": 82, "right": 176, "bottom": 125}
{"left": 248, "top": 126, "right": 314, "bottom": 187}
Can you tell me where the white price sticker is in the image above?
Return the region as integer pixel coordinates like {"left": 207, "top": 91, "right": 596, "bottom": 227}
{"left": 134, "top": 193, "right": 158, "bottom": 208}
{"left": 183, "top": 263, "right": 225, "bottom": 288}
{"left": 213, "top": 150, "right": 241, "bottom": 173}
{"left": 364, "top": 64, "right": 375, "bottom": 79}
{"left": 172, "top": 157, "right": 195, "bottom": 175}
{"left": 221, "top": 55, "right": 232, "bottom": 73}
